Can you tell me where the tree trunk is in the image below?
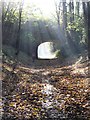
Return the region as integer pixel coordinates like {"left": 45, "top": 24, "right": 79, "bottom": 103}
{"left": 13, "top": 2, "right": 23, "bottom": 71}
{"left": 62, "top": 1, "right": 67, "bottom": 38}
{"left": 69, "top": 1, "right": 74, "bottom": 23}
{"left": 87, "top": 2, "right": 90, "bottom": 59}
{"left": 76, "top": 2, "right": 79, "bottom": 16}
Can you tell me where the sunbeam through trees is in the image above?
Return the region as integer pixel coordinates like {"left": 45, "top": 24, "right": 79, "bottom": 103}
{"left": 1, "top": 0, "right": 90, "bottom": 120}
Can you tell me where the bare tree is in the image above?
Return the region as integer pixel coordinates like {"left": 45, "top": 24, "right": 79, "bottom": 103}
{"left": 54, "top": 0, "right": 66, "bottom": 47}
{"left": 82, "top": 1, "right": 90, "bottom": 58}
{"left": 69, "top": 0, "right": 74, "bottom": 23}
{"left": 62, "top": 1, "right": 67, "bottom": 37}
{"left": 82, "top": 2, "right": 88, "bottom": 32}
{"left": 76, "top": 2, "right": 79, "bottom": 16}
{"left": 13, "top": 1, "right": 23, "bottom": 71}
{"left": 87, "top": 2, "right": 90, "bottom": 59}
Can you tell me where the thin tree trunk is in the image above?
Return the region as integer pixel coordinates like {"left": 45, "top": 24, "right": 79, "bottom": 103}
{"left": 13, "top": 2, "right": 23, "bottom": 71}
{"left": 83, "top": 2, "right": 88, "bottom": 45}
{"left": 69, "top": 1, "right": 74, "bottom": 23}
{"left": 88, "top": 2, "right": 90, "bottom": 59}
{"left": 63, "top": 1, "right": 67, "bottom": 37}
{"left": 76, "top": 2, "right": 79, "bottom": 16}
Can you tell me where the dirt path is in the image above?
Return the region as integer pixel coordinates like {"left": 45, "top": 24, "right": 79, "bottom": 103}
{"left": 2, "top": 57, "right": 90, "bottom": 120}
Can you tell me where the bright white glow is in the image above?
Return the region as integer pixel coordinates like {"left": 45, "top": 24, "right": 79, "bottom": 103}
{"left": 3, "top": 0, "right": 87, "bottom": 17}
{"left": 38, "top": 42, "right": 57, "bottom": 59}
{"left": 25, "top": 0, "right": 55, "bottom": 17}
{"left": 3, "top": 0, "right": 55, "bottom": 17}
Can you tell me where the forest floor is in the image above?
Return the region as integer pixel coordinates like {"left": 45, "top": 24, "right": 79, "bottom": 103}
{"left": 1, "top": 55, "right": 90, "bottom": 120}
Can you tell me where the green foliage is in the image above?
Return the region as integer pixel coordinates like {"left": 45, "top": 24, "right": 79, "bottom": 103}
{"left": 67, "top": 18, "right": 84, "bottom": 33}
{"left": 2, "top": 1, "right": 87, "bottom": 60}
{"left": 55, "top": 50, "right": 61, "bottom": 58}
{"left": 2, "top": 3, "right": 19, "bottom": 23}
{"left": 67, "top": 17, "right": 87, "bottom": 45}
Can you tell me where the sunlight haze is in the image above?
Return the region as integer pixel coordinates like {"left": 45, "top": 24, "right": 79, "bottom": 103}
{"left": 25, "top": 0, "right": 55, "bottom": 17}
{"left": 3, "top": 0, "right": 56, "bottom": 17}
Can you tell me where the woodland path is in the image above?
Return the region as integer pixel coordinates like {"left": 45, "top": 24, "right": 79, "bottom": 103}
{"left": 2, "top": 56, "right": 90, "bottom": 120}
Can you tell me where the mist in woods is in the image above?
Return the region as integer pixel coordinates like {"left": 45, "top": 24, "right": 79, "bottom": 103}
{"left": 2, "top": 0, "right": 90, "bottom": 120}
{"left": 2, "top": 1, "right": 89, "bottom": 62}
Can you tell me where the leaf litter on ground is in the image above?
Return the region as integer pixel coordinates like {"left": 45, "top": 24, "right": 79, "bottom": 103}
{"left": 2, "top": 55, "right": 90, "bottom": 119}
